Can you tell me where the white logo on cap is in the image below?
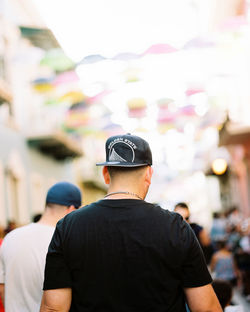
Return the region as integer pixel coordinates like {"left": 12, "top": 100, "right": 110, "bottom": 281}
{"left": 108, "top": 139, "right": 136, "bottom": 163}
{"left": 109, "top": 149, "right": 127, "bottom": 162}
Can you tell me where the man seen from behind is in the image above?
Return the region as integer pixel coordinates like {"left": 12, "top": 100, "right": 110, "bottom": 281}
{"left": 0, "top": 181, "right": 82, "bottom": 312}
{"left": 40, "top": 134, "right": 222, "bottom": 312}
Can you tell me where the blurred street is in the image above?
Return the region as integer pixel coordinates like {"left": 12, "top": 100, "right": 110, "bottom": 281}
{"left": 233, "top": 289, "right": 250, "bottom": 312}
{"left": 0, "top": 0, "right": 250, "bottom": 311}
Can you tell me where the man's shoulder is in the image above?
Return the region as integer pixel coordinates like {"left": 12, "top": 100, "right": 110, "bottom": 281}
{"left": 61, "top": 201, "right": 101, "bottom": 223}
{"left": 61, "top": 201, "right": 185, "bottom": 231}
{"left": 149, "top": 205, "right": 185, "bottom": 221}
{"left": 2, "top": 223, "right": 52, "bottom": 244}
{"left": 67, "top": 201, "right": 181, "bottom": 218}
{"left": 4, "top": 223, "right": 33, "bottom": 239}
{"left": 1, "top": 224, "right": 33, "bottom": 254}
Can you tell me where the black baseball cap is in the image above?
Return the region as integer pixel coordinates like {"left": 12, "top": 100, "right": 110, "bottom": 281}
{"left": 96, "top": 133, "right": 152, "bottom": 167}
{"left": 46, "top": 181, "right": 82, "bottom": 208}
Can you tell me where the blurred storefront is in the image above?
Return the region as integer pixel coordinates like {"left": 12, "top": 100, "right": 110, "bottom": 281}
{"left": 219, "top": 117, "right": 250, "bottom": 218}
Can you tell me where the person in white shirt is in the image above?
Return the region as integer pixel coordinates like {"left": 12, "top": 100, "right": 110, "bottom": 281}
{"left": 0, "top": 181, "right": 82, "bottom": 312}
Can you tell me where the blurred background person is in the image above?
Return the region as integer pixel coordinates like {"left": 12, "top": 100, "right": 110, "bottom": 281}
{"left": 227, "top": 207, "right": 243, "bottom": 234}
{"left": 0, "top": 227, "right": 4, "bottom": 312}
{"left": 174, "top": 202, "right": 213, "bottom": 264}
{"left": 32, "top": 213, "right": 42, "bottom": 223}
{"left": 234, "top": 220, "right": 250, "bottom": 302}
{"left": 0, "top": 181, "right": 82, "bottom": 312}
{"left": 212, "top": 279, "right": 244, "bottom": 312}
{"left": 3, "top": 221, "right": 17, "bottom": 236}
{"left": 210, "top": 212, "right": 228, "bottom": 250}
{"left": 210, "top": 239, "right": 239, "bottom": 287}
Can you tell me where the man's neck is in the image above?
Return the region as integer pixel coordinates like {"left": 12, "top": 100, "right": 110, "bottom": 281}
{"left": 104, "top": 190, "right": 143, "bottom": 200}
{"left": 37, "top": 211, "right": 65, "bottom": 227}
{"left": 105, "top": 185, "right": 145, "bottom": 200}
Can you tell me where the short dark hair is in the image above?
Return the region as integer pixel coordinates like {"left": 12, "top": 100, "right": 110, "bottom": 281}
{"left": 107, "top": 165, "right": 148, "bottom": 178}
{"left": 174, "top": 202, "right": 189, "bottom": 210}
{"left": 216, "top": 240, "right": 227, "bottom": 250}
{"left": 212, "top": 279, "right": 232, "bottom": 309}
{"left": 33, "top": 213, "right": 42, "bottom": 223}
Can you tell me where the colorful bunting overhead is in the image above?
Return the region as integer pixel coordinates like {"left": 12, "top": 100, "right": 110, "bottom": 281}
{"left": 127, "top": 98, "right": 147, "bottom": 118}
{"left": 87, "top": 90, "right": 112, "bottom": 104}
{"left": 40, "top": 48, "right": 75, "bottom": 72}
{"left": 64, "top": 102, "right": 90, "bottom": 128}
{"left": 142, "top": 43, "right": 177, "bottom": 55}
{"left": 53, "top": 71, "right": 79, "bottom": 86}
{"left": 113, "top": 53, "right": 141, "bottom": 61}
{"left": 31, "top": 16, "right": 250, "bottom": 146}
{"left": 78, "top": 54, "right": 107, "bottom": 65}
{"left": 77, "top": 43, "right": 178, "bottom": 65}
{"left": 179, "top": 105, "right": 196, "bottom": 116}
{"left": 183, "top": 36, "right": 216, "bottom": 49}
{"left": 32, "top": 78, "right": 55, "bottom": 92}
{"left": 185, "top": 88, "right": 205, "bottom": 97}
{"left": 59, "top": 91, "right": 86, "bottom": 103}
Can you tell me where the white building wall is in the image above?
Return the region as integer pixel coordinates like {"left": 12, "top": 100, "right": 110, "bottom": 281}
{"left": 0, "top": 0, "right": 80, "bottom": 226}
{"left": 0, "top": 160, "right": 6, "bottom": 227}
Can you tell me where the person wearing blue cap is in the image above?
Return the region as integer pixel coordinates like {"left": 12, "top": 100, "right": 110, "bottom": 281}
{"left": 0, "top": 181, "right": 81, "bottom": 312}
{"left": 41, "top": 134, "right": 221, "bottom": 312}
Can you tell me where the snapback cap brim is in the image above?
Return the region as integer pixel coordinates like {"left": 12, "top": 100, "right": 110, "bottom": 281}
{"left": 96, "top": 161, "right": 150, "bottom": 167}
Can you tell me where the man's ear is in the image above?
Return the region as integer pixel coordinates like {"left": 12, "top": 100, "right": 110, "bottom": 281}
{"left": 102, "top": 166, "right": 110, "bottom": 185}
{"left": 66, "top": 205, "right": 76, "bottom": 214}
{"left": 145, "top": 166, "right": 153, "bottom": 186}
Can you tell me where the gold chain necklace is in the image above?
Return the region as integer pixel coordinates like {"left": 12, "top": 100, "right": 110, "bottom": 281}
{"left": 104, "top": 191, "right": 143, "bottom": 200}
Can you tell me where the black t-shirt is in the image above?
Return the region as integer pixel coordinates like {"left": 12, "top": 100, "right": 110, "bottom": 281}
{"left": 190, "top": 223, "right": 203, "bottom": 242}
{"left": 43, "top": 199, "right": 212, "bottom": 312}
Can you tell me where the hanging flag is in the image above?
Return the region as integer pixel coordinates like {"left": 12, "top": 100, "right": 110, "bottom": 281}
{"left": 59, "top": 91, "right": 86, "bottom": 103}
{"left": 78, "top": 54, "right": 107, "bottom": 65}
{"left": 185, "top": 88, "right": 204, "bottom": 97}
{"left": 179, "top": 105, "right": 196, "bottom": 116}
{"left": 40, "top": 48, "right": 75, "bottom": 72}
{"left": 53, "top": 71, "right": 79, "bottom": 86}
{"left": 112, "top": 52, "right": 140, "bottom": 61}
{"left": 142, "top": 43, "right": 177, "bottom": 55}
{"left": 127, "top": 98, "right": 147, "bottom": 118}
{"left": 87, "top": 90, "right": 112, "bottom": 104}
{"left": 183, "top": 36, "right": 215, "bottom": 49}
{"left": 32, "top": 77, "right": 55, "bottom": 93}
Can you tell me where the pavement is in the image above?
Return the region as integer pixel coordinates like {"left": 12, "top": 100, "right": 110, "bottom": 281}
{"left": 232, "top": 289, "right": 250, "bottom": 312}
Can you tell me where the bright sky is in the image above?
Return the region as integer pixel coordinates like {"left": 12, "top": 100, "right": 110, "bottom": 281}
{"left": 32, "top": 0, "right": 200, "bottom": 62}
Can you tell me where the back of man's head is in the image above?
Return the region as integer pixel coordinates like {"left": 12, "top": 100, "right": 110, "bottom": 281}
{"left": 46, "top": 181, "right": 82, "bottom": 209}
{"left": 174, "top": 202, "right": 189, "bottom": 210}
{"left": 96, "top": 134, "right": 153, "bottom": 198}
{"left": 174, "top": 202, "right": 190, "bottom": 222}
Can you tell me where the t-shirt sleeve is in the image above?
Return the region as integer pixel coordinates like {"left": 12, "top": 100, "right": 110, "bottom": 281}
{"left": 43, "top": 219, "right": 72, "bottom": 290}
{"left": 181, "top": 222, "right": 212, "bottom": 288}
{"left": 0, "top": 241, "right": 5, "bottom": 284}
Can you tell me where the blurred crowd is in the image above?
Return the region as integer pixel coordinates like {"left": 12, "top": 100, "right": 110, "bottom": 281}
{"left": 209, "top": 207, "right": 250, "bottom": 302}
{"left": 174, "top": 202, "right": 250, "bottom": 307}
